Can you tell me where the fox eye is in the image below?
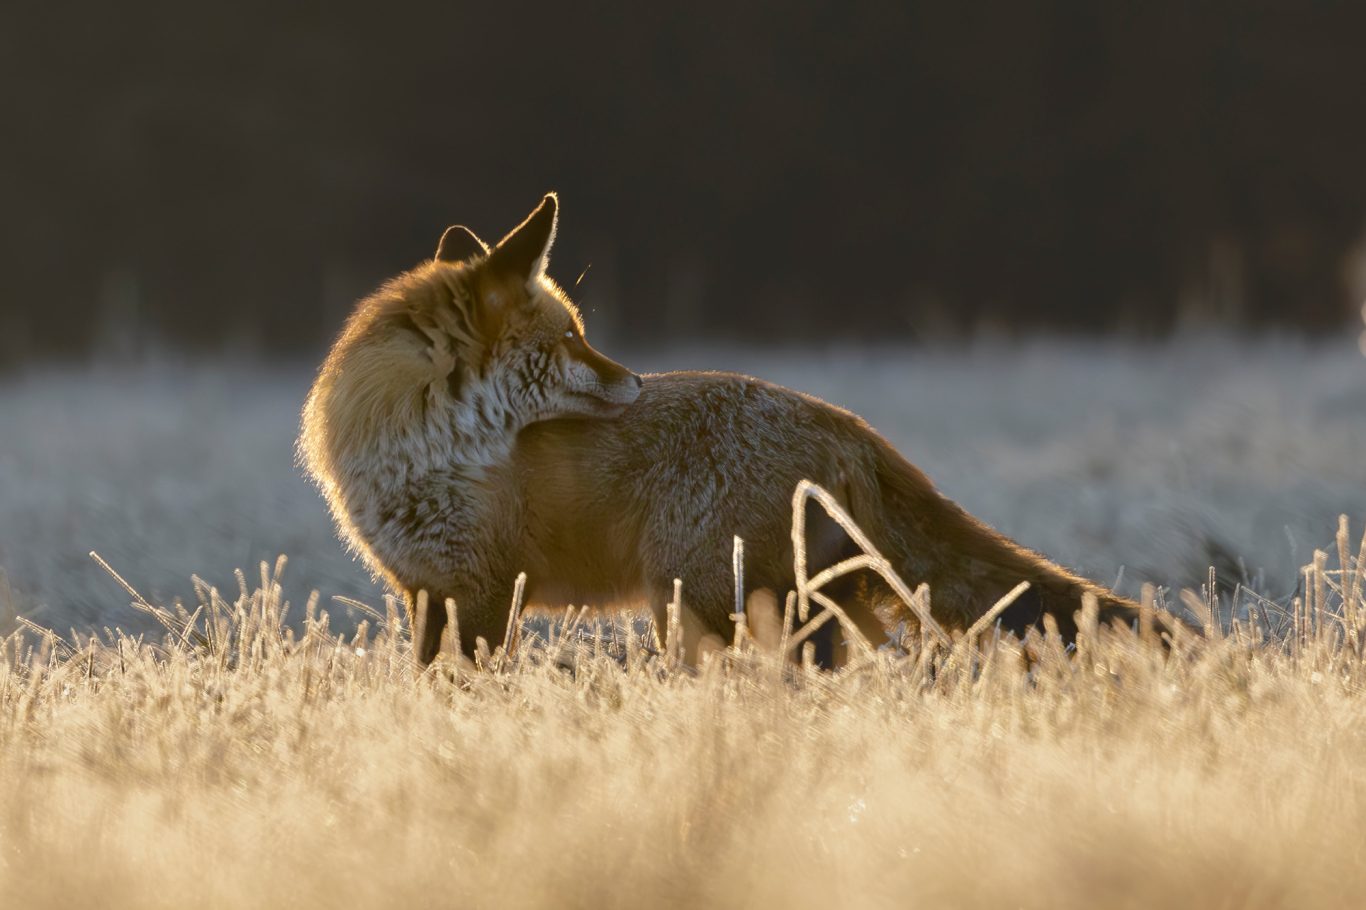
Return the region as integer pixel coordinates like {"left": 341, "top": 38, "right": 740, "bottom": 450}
{"left": 563, "top": 330, "right": 576, "bottom": 339}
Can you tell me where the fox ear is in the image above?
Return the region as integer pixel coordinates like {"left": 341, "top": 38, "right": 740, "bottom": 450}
{"left": 435, "top": 225, "right": 489, "bottom": 263}
{"left": 488, "top": 193, "right": 558, "bottom": 282}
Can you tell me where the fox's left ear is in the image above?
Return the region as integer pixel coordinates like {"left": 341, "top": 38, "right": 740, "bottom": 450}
{"left": 488, "top": 193, "right": 558, "bottom": 283}
{"left": 435, "top": 225, "right": 489, "bottom": 263}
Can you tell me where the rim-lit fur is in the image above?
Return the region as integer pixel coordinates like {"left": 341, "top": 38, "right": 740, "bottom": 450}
{"left": 300, "top": 196, "right": 642, "bottom": 660}
{"left": 301, "top": 195, "right": 1147, "bottom": 667}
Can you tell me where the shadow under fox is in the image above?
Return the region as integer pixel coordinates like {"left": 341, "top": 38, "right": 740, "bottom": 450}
{"left": 300, "top": 194, "right": 1145, "bottom": 667}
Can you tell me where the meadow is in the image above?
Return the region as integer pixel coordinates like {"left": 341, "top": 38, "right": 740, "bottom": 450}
{"left": 1, "top": 336, "right": 1365, "bottom": 907}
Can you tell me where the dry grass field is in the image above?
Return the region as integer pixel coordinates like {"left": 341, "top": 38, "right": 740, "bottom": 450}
{"left": 2, "top": 338, "right": 1365, "bottom": 907}
{"left": 1, "top": 511, "right": 1366, "bottom": 908}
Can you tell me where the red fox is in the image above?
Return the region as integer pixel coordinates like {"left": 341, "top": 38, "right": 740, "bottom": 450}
{"left": 300, "top": 194, "right": 1145, "bottom": 666}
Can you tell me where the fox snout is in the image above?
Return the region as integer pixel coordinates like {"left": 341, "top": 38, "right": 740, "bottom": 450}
{"left": 566, "top": 335, "right": 642, "bottom": 412}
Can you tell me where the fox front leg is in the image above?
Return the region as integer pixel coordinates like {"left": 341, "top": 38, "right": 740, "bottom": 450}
{"left": 408, "top": 579, "right": 520, "bottom": 666}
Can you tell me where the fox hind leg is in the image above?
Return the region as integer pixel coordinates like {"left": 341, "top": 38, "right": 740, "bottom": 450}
{"left": 648, "top": 595, "right": 728, "bottom": 667}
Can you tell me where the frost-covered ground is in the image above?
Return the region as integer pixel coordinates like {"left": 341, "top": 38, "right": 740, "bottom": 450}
{"left": 1, "top": 335, "right": 1363, "bottom": 634}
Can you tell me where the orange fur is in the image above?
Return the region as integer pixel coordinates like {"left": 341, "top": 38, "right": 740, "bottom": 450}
{"left": 301, "top": 194, "right": 1147, "bottom": 666}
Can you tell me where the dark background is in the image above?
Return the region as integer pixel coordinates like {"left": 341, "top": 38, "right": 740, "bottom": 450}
{"left": 3, "top": 1, "right": 1365, "bottom": 362}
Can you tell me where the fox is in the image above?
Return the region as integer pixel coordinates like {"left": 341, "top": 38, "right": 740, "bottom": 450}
{"left": 299, "top": 193, "right": 1151, "bottom": 668}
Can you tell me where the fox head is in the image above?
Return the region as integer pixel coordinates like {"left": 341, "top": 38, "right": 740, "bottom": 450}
{"left": 304, "top": 194, "right": 641, "bottom": 474}
{"left": 426, "top": 193, "right": 641, "bottom": 424}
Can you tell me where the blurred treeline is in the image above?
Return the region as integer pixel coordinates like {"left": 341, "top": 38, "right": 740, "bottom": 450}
{"left": 3, "top": 1, "right": 1365, "bottom": 360}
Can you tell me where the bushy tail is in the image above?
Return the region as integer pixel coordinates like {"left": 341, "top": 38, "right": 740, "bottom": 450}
{"left": 851, "top": 435, "right": 1146, "bottom": 645}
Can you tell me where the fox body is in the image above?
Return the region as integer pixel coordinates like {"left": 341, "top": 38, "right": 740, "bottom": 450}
{"left": 300, "top": 194, "right": 1142, "bottom": 665}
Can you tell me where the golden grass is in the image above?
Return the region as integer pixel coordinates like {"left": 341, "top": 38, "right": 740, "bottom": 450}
{"left": 4, "top": 518, "right": 1366, "bottom": 909}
